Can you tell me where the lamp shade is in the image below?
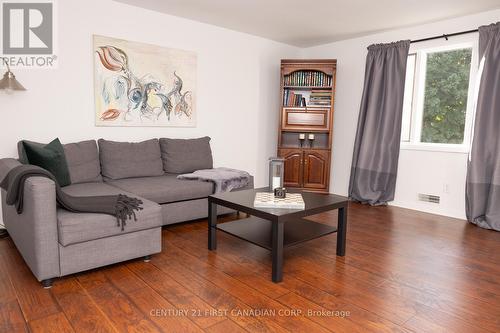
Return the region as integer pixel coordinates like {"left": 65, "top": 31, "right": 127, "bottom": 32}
{"left": 0, "top": 71, "right": 26, "bottom": 91}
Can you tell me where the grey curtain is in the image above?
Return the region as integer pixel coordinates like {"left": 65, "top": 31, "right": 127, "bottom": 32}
{"left": 349, "top": 40, "right": 410, "bottom": 205}
{"left": 466, "top": 22, "right": 500, "bottom": 231}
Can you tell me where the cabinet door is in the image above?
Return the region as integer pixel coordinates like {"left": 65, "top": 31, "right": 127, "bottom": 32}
{"left": 278, "top": 149, "right": 303, "bottom": 188}
{"left": 303, "top": 150, "right": 330, "bottom": 190}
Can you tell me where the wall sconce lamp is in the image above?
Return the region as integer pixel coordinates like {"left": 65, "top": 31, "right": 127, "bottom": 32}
{"left": 0, "top": 58, "right": 26, "bottom": 93}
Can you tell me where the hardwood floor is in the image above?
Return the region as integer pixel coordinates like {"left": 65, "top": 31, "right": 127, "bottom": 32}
{"left": 0, "top": 203, "right": 499, "bottom": 332}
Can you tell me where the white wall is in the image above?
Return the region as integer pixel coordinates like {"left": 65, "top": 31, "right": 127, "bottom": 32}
{"left": 0, "top": 0, "right": 300, "bottom": 224}
{"left": 0, "top": 0, "right": 299, "bottom": 179}
{"left": 303, "top": 9, "right": 500, "bottom": 219}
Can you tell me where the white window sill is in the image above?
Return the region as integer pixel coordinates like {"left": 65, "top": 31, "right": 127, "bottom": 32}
{"left": 400, "top": 143, "right": 469, "bottom": 154}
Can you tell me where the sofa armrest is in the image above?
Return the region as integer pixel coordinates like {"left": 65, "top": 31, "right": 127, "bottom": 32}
{"left": 248, "top": 175, "right": 254, "bottom": 189}
{"left": 0, "top": 158, "right": 60, "bottom": 281}
{"left": 0, "top": 158, "right": 22, "bottom": 181}
{"left": 231, "top": 175, "right": 254, "bottom": 192}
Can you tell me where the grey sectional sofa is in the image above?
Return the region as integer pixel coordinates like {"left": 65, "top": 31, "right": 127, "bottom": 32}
{"left": 0, "top": 137, "right": 253, "bottom": 287}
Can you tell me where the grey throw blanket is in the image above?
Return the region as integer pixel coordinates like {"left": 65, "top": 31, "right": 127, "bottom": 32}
{"left": 177, "top": 167, "right": 250, "bottom": 192}
{"left": 0, "top": 165, "right": 143, "bottom": 231}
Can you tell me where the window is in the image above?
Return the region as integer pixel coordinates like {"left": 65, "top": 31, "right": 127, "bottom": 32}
{"left": 401, "top": 42, "right": 477, "bottom": 152}
{"left": 401, "top": 53, "right": 416, "bottom": 142}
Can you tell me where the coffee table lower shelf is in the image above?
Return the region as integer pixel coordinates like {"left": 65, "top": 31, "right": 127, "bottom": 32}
{"left": 216, "top": 216, "right": 337, "bottom": 250}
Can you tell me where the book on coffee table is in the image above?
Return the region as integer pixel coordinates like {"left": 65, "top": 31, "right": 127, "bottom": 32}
{"left": 253, "top": 192, "right": 305, "bottom": 209}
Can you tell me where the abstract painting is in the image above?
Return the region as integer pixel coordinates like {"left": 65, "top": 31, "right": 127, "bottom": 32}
{"left": 93, "top": 35, "right": 197, "bottom": 127}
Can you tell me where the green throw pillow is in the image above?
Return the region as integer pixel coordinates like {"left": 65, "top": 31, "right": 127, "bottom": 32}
{"left": 23, "top": 138, "right": 71, "bottom": 186}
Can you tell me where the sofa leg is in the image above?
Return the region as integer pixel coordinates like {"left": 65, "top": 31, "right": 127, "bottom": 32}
{"left": 41, "top": 279, "right": 53, "bottom": 289}
{"left": 143, "top": 255, "right": 152, "bottom": 262}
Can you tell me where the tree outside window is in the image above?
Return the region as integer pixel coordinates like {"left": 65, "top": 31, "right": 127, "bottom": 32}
{"left": 421, "top": 48, "right": 472, "bottom": 144}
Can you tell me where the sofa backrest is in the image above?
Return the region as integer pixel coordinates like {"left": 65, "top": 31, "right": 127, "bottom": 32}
{"left": 63, "top": 140, "right": 102, "bottom": 183}
{"left": 17, "top": 137, "right": 214, "bottom": 182}
{"left": 159, "top": 137, "right": 213, "bottom": 174}
{"left": 98, "top": 138, "right": 164, "bottom": 180}
{"left": 18, "top": 140, "right": 102, "bottom": 184}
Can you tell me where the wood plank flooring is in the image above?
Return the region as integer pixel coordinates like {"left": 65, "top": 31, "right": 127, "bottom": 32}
{"left": 0, "top": 203, "right": 499, "bottom": 332}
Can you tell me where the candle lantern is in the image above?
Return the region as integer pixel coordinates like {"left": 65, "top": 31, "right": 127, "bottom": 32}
{"left": 299, "top": 133, "right": 305, "bottom": 147}
{"left": 269, "top": 157, "right": 285, "bottom": 192}
{"left": 308, "top": 133, "right": 315, "bottom": 147}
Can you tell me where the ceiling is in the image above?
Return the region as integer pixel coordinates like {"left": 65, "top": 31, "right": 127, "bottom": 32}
{"left": 115, "top": 0, "right": 500, "bottom": 47}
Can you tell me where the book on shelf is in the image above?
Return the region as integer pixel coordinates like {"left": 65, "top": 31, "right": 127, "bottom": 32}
{"left": 309, "top": 101, "right": 331, "bottom": 105}
{"left": 283, "top": 90, "right": 306, "bottom": 107}
{"left": 310, "top": 90, "right": 331, "bottom": 94}
{"left": 309, "top": 90, "right": 332, "bottom": 106}
{"left": 284, "top": 70, "right": 332, "bottom": 87}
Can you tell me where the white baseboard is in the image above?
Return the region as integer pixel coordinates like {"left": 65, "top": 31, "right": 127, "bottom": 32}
{"left": 389, "top": 200, "right": 466, "bottom": 220}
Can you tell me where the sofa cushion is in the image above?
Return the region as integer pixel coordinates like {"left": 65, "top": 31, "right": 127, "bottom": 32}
{"left": 105, "top": 174, "right": 214, "bottom": 204}
{"left": 18, "top": 140, "right": 102, "bottom": 184}
{"left": 17, "top": 140, "right": 36, "bottom": 164}
{"left": 98, "top": 139, "right": 164, "bottom": 180}
{"left": 159, "top": 137, "right": 213, "bottom": 174}
{"left": 23, "top": 138, "right": 71, "bottom": 186}
{"left": 63, "top": 140, "right": 102, "bottom": 184}
{"left": 57, "top": 182, "right": 161, "bottom": 246}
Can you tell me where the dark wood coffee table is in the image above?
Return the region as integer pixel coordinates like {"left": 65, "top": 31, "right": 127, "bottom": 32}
{"left": 208, "top": 188, "right": 348, "bottom": 282}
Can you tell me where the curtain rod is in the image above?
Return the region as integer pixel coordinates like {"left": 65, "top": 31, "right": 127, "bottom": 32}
{"left": 410, "top": 28, "right": 478, "bottom": 44}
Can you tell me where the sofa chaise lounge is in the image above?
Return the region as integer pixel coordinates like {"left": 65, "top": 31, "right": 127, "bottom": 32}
{"left": 0, "top": 137, "right": 253, "bottom": 287}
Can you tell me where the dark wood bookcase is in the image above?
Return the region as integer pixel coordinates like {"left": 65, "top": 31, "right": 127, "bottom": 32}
{"left": 277, "top": 59, "right": 336, "bottom": 193}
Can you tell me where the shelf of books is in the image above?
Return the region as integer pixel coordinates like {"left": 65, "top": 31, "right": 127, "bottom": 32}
{"left": 283, "top": 70, "right": 332, "bottom": 87}
{"left": 282, "top": 89, "right": 333, "bottom": 108}
{"left": 282, "top": 70, "right": 334, "bottom": 108}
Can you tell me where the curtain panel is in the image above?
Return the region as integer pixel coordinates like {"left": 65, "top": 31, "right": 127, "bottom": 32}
{"left": 349, "top": 40, "right": 410, "bottom": 205}
{"left": 466, "top": 22, "right": 500, "bottom": 231}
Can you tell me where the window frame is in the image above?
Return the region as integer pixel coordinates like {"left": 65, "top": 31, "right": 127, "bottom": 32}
{"left": 400, "top": 40, "right": 478, "bottom": 154}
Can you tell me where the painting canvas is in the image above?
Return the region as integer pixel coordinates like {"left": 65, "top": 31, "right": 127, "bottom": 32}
{"left": 93, "top": 35, "right": 197, "bottom": 127}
